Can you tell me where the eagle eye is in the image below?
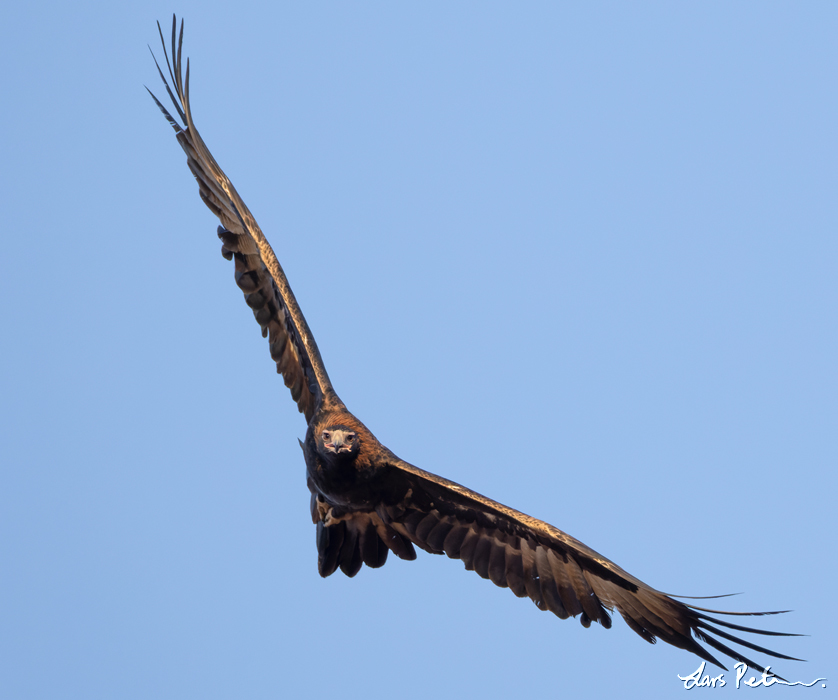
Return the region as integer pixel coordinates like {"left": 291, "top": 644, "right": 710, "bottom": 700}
{"left": 321, "top": 431, "right": 331, "bottom": 441}
{"left": 346, "top": 434, "right": 355, "bottom": 442}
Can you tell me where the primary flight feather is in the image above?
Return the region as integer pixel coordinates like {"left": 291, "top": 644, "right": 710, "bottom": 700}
{"left": 148, "top": 16, "right": 799, "bottom": 676}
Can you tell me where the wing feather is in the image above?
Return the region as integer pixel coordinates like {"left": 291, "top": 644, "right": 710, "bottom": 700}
{"left": 148, "top": 15, "right": 338, "bottom": 421}
{"left": 380, "top": 459, "right": 800, "bottom": 675}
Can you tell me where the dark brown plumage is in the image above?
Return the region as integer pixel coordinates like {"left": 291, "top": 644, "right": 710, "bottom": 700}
{"left": 149, "top": 16, "right": 800, "bottom": 676}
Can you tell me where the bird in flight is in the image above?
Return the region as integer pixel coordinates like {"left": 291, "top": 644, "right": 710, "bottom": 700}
{"left": 148, "top": 16, "right": 799, "bottom": 676}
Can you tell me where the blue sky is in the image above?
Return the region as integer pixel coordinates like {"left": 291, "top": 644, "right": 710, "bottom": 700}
{"left": 1, "top": 2, "right": 835, "bottom": 698}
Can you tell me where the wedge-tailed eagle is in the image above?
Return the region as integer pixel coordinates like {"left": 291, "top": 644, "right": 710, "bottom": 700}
{"left": 148, "top": 16, "right": 799, "bottom": 676}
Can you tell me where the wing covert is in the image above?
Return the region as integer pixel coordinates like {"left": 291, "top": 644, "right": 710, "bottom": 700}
{"left": 379, "top": 459, "right": 800, "bottom": 676}
{"left": 148, "top": 16, "right": 338, "bottom": 422}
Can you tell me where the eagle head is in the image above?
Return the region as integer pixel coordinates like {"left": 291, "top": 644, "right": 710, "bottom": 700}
{"left": 318, "top": 426, "right": 360, "bottom": 460}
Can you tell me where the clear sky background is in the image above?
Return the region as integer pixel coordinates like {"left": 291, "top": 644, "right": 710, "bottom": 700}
{"left": 1, "top": 2, "right": 835, "bottom": 698}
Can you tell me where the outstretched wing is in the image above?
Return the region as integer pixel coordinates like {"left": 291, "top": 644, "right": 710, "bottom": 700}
{"left": 148, "top": 16, "right": 337, "bottom": 422}
{"left": 313, "top": 459, "right": 800, "bottom": 676}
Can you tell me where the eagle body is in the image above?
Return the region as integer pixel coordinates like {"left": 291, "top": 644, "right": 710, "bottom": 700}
{"left": 304, "top": 408, "right": 395, "bottom": 509}
{"left": 149, "top": 16, "right": 800, "bottom": 677}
